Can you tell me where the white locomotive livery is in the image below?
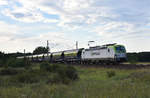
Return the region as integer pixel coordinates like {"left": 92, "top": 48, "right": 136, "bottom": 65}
{"left": 17, "top": 43, "right": 127, "bottom": 64}
{"left": 82, "top": 44, "right": 126, "bottom": 62}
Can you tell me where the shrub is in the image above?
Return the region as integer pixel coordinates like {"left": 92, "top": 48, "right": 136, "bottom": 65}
{"left": 47, "top": 73, "right": 62, "bottom": 84}
{"left": 65, "top": 66, "right": 78, "bottom": 80}
{"left": 13, "top": 71, "right": 40, "bottom": 83}
{"left": 40, "top": 62, "right": 52, "bottom": 71}
{"left": 0, "top": 59, "right": 3, "bottom": 67}
{"left": 51, "top": 64, "right": 60, "bottom": 72}
{"left": 47, "top": 64, "right": 79, "bottom": 84}
{"left": 47, "top": 73, "right": 71, "bottom": 84}
{"left": 107, "top": 70, "right": 116, "bottom": 78}
{"left": 55, "top": 65, "right": 79, "bottom": 82}
{"left": 128, "top": 56, "right": 138, "bottom": 64}
{"left": 6, "top": 58, "right": 30, "bottom": 68}
{"left": 0, "top": 63, "right": 79, "bottom": 85}
{"left": 0, "top": 68, "right": 21, "bottom": 75}
{"left": 24, "top": 58, "right": 31, "bottom": 70}
{"left": 129, "top": 60, "right": 137, "bottom": 64}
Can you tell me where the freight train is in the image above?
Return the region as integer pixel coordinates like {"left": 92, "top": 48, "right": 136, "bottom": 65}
{"left": 17, "top": 43, "right": 127, "bottom": 64}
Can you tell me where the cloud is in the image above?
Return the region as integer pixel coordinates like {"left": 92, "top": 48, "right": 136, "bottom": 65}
{"left": 94, "top": 22, "right": 135, "bottom": 38}
{"left": 0, "top": 20, "right": 75, "bottom": 52}
{"left": 93, "top": 21, "right": 150, "bottom": 52}
{"left": 0, "top": 21, "right": 19, "bottom": 40}
{"left": 0, "top": 21, "right": 23, "bottom": 52}
{"left": 94, "top": 21, "right": 150, "bottom": 41}
{"left": 2, "top": 8, "right": 58, "bottom": 23}
{"left": 10, "top": 31, "right": 75, "bottom": 53}
{"left": 0, "top": 0, "right": 8, "bottom": 5}
{"left": 0, "top": 0, "right": 150, "bottom": 52}
{"left": 1, "top": 0, "right": 150, "bottom": 28}
{"left": 1, "top": 0, "right": 116, "bottom": 28}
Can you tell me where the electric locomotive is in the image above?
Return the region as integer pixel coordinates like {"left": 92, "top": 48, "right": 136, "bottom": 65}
{"left": 81, "top": 43, "right": 127, "bottom": 63}
{"left": 17, "top": 43, "right": 127, "bottom": 64}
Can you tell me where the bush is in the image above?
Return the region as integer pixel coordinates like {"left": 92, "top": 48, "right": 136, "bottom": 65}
{"left": 0, "top": 59, "right": 3, "bottom": 67}
{"left": 12, "top": 71, "right": 40, "bottom": 83}
{"left": 51, "top": 64, "right": 60, "bottom": 72}
{"left": 40, "top": 62, "right": 52, "bottom": 71}
{"left": 65, "top": 66, "right": 78, "bottom": 80}
{"left": 128, "top": 55, "right": 138, "bottom": 64}
{"left": 107, "top": 70, "right": 116, "bottom": 78}
{"left": 46, "top": 64, "right": 79, "bottom": 84}
{"left": 0, "top": 68, "right": 22, "bottom": 75}
{"left": 47, "top": 73, "right": 62, "bottom": 84}
{"left": 6, "top": 58, "right": 30, "bottom": 68}
{"left": 24, "top": 58, "right": 31, "bottom": 70}
{"left": 54, "top": 65, "right": 79, "bottom": 82}
{"left": 0, "top": 63, "right": 79, "bottom": 85}
{"left": 129, "top": 60, "right": 137, "bottom": 64}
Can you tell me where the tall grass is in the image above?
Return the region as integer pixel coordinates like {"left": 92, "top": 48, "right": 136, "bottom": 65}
{"left": 0, "top": 64, "right": 150, "bottom": 98}
{"left": 0, "top": 62, "right": 79, "bottom": 87}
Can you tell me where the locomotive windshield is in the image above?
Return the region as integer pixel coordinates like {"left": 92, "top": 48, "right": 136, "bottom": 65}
{"left": 115, "top": 45, "right": 126, "bottom": 53}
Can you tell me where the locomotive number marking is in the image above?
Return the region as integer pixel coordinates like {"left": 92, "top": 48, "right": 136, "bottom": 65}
{"left": 91, "top": 52, "right": 100, "bottom": 55}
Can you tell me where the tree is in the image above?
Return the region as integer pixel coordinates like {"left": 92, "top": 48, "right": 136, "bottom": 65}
{"left": 0, "top": 51, "right": 4, "bottom": 59}
{"left": 127, "top": 52, "right": 150, "bottom": 62}
{"left": 33, "top": 46, "right": 48, "bottom": 54}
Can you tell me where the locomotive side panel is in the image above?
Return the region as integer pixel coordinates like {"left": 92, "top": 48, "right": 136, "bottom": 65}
{"left": 81, "top": 47, "right": 115, "bottom": 61}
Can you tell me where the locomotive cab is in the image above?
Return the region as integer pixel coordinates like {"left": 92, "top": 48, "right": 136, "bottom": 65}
{"left": 114, "top": 45, "right": 127, "bottom": 62}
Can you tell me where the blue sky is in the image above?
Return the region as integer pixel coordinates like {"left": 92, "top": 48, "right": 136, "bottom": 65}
{"left": 0, "top": 0, "right": 150, "bottom": 53}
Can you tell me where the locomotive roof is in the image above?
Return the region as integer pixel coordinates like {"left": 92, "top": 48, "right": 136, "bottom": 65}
{"left": 85, "top": 46, "right": 107, "bottom": 51}
{"left": 87, "top": 43, "right": 117, "bottom": 51}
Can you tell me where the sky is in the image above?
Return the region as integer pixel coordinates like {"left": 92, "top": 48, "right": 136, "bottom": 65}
{"left": 0, "top": 0, "right": 150, "bottom": 53}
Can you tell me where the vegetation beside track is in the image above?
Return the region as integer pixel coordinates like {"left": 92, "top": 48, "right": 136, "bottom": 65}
{"left": 124, "top": 62, "right": 150, "bottom": 65}
{"left": 0, "top": 61, "right": 150, "bottom": 98}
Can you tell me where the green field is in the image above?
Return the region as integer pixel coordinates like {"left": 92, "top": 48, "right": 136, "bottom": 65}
{"left": 124, "top": 62, "right": 150, "bottom": 65}
{"left": 0, "top": 64, "right": 150, "bottom": 98}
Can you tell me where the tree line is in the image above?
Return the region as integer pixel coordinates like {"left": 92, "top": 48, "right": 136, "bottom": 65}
{"left": 127, "top": 52, "right": 150, "bottom": 62}
{"left": 0, "top": 46, "right": 47, "bottom": 66}
{"left": 0, "top": 46, "right": 48, "bottom": 58}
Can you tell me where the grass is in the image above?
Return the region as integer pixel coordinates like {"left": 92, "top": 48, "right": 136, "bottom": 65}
{"left": 0, "top": 64, "right": 150, "bottom": 98}
{"left": 124, "top": 62, "right": 150, "bottom": 65}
